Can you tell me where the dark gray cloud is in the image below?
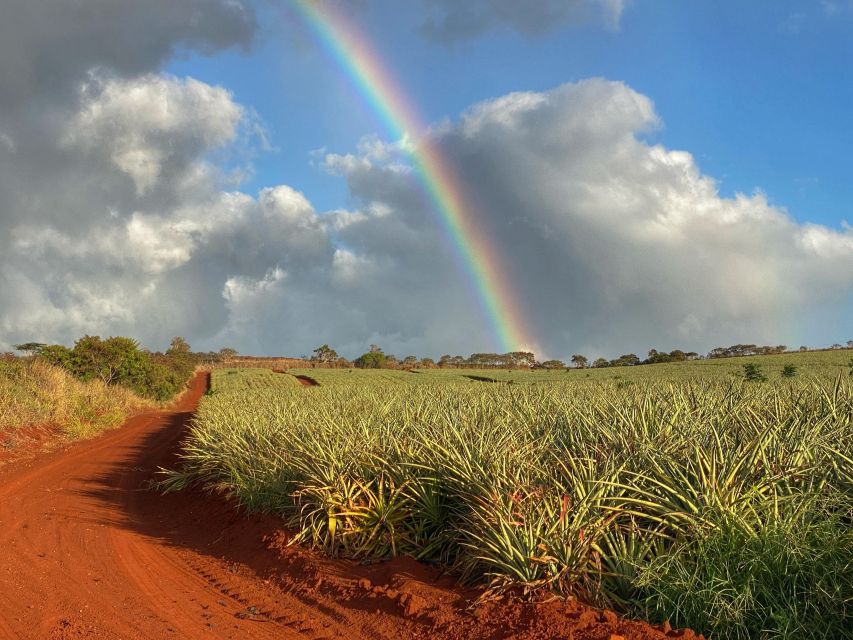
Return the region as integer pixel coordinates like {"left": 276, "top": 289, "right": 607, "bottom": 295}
{"left": 418, "top": 0, "right": 625, "bottom": 42}
{"left": 0, "top": 0, "right": 254, "bottom": 110}
{"left": 0, "top": 0, "right": 258, "bottom": 350}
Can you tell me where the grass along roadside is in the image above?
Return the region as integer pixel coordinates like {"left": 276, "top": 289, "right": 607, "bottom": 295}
{"left": 165, "top": 367, "right": 853, "bottom": 640}
{"left": 1, "top": 358, "right": 152, "bottom": 444}
{"left": 2, "top": 335, "right": 212, "bottom": 448}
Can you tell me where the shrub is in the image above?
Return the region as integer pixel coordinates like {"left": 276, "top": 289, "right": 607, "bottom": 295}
{"left": 33, "top": 335, "right": 198, "bottom": 401}
{"left": 39, "top": 344, "right": 73, "bottom": 368}
{"left": 66, "top": 336, "right": 152, "bottom": 388}
{"left": 742, "top": 362, "right": 766, "bottom": 382}
{"left": 354, "top": 351, "right": 387, "bottom": 369}
{"left": 781, "top": 364, "right": 797, "bottom": 378}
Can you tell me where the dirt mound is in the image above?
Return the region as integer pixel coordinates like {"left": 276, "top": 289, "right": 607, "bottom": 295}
{"left": 0, "top": 423, "right": 65, "bottom": 468}
{"left": 463, "top": 374, "right": 499, "bottom": 383}
{"left": 271, "top": 370, "right": 320, "bottom": 386}
{"left": 0, "top": 372, "right": 700, "bottom": 640}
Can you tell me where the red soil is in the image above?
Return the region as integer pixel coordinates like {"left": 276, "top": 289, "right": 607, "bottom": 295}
{"left": 271, "top": 370, "right": 320, "bottom": 386}
{"left": 0, "top": 423, "right": 65, "bottom": 468}
{"left": 0, "top": 372, "right": 701, "bottom": 640}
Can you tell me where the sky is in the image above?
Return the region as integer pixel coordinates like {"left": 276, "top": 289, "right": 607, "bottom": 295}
{"left": 0, "top": 0, "right": 851, "bottom": 361}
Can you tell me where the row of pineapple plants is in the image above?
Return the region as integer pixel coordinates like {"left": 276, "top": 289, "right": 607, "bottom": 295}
{"left": 163, "top": 371, "right": 853, "bottom": 639}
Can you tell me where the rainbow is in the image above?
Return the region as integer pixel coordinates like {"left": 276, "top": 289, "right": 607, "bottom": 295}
{"left": 293, "top": 0, "right": 533, "bottom": 353}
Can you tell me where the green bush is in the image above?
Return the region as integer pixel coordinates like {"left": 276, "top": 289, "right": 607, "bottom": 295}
{"left": 354, "top": 351, "right": 387, "bottom": 368}
{"left": 743, "top": 362, "right": 766, "bottom": 382}
{"left": 781, "top": 364, "right": 797, "bottom": 378}
{"left": 36, "top": 335, "right": 197, "bottom": 401}
{"left": 39, "top": 344, "right": 73, "bottom": 368}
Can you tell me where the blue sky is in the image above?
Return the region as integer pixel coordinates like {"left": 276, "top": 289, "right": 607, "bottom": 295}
{"left": 169, "top": 1, "right": 853, "bottom": 229}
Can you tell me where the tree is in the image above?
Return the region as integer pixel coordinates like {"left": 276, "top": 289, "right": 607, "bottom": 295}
{"left": 67, "top": 336, "right": 189, "bottom": 398}
{"left": 402, "top": 355, "right": 418, "bottom": 367}
{"left": 39, "top": 344, "right": 73, "bottom": 368}
{"left": 469, "top": 353, "right": 500, "bottom": 367}
{"left": 69, "top": 336, "right": 142, "bottom": 385}
{"left": 420, "top": 358, "right": 435, "bottom": 368}
{"left": 507, "top": 351, "right": 536, "bottom": 368}
{"left": 25, "top": 335, "right": 193, "bottom": 401}
{"left": 540, "top": 359, "right": 566, "bottom": 370}
{"left": 12, "top": 342, "right": 47, "bottom": 355}
{"left": 799, "top": 345, "right": 809, "bottom": 352}
{"left": 645, "top": 349, "right": 673, "bottom": 364}
{"left": 167, "top": 336, "right": 191, "bottom": 355}
{"left": 311, "top": 344, "right": 338, "bottom": 364}
{"left": 611, "top": 354, "right": 640, "bottom": 367}
{"left": 369, "top": 344, "right": 384, "bottom": 354}
{"left": 164, "top": 336, "right": 196, "bottom": 379}
{"left": 593, "top": 357, "right": 609, "bottom": 368}
{"left": 570, "top": 354, "right": 588, "bottom": 369}
{"left": 468, "top": 353, "right": 505, "bottom": 368}
{"left": 354, "top": 351, "right": 387, "bottom": 369}
{"left": 218, "top": 347, "right": 238, "bottom": 361}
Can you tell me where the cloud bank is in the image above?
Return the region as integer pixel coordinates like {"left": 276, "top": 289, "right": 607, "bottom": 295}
{"left": 0, "top": 1, "right": 850, "bottom": 360}
{"left": 320, "top": 80, "right": 853, "bottom": 358}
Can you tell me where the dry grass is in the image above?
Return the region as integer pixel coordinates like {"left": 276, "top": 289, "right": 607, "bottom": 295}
{"left": 0, "top": 359, "right": 153, "bottom": 440}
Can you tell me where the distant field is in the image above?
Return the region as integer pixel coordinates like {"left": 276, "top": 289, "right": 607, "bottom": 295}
{"left": 212, "top": 367, "right": 303, "bottom": 392}
{"left": 286, "top": 349, "right": 851, "bottom": 385}
{"left": 170, "top": 359, "right": 853, "bottom": 640}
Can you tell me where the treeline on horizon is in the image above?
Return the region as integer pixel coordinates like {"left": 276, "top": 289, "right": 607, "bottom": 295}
{"left": 307, "top": 340, "right": 853, "bottom": 370}
{"left": 7, "top": 336, "right": 237, "bottom": 401}
{"left": 7, "top": 338, "right": 853, "bottom": 385}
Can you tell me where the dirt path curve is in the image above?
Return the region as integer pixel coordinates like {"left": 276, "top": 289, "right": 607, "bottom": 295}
{"left": 0, "top": 373, "right": 297, "bottom": 639}
{"left": 0, "top": 373, "right": 698, "bottom": 640}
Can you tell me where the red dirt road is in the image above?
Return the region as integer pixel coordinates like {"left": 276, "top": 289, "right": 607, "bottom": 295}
{"left": 0, "top": 373, "right": 700, "bottom": 640}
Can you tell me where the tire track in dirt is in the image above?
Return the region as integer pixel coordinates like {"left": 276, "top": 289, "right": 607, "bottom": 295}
{"left": 0, "top": 372, "right": 701, "bottom": 640}
{"left": 0, "top": 374, "right": 303, "bottom": 639}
